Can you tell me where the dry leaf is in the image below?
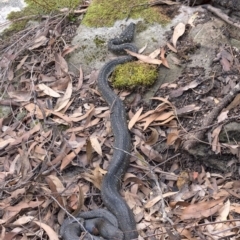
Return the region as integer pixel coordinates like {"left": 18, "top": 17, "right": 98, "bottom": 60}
{"left": 217, "top": 110, "right": 228, "bottom": 123}
{"left": 211, "top": 125, "right": 222, "bottom": 153}
{"left": 145, "top": 128, "right": 159, "bottom": 145}
{"left": 160, "top": 48, "right": 169, "bottom": 68}
{"left": 55, "top": 53, "right": 68, "bottom": 75}
{"left": 89, "top": 136, "right": 102, "bottom": 156}
{"left": 33, "top": 221, "right": 59, "bottom": 240}
{"left": 16, "top": 55, "right": 28, "bottom": 70}
{"left": 188, "top": 12, "right": 198, "bottom": 27}
{"left": 180, "top": 197, "right": 225, "bottom": 220}
{"left": 38, "top": 83, "right": 61, "bottom": 98}
{"left": 29, "top": 36, "right": 48, "bottom": 50}
{"left": 172, "top": 23, "right": 185, "bottom": 48}
{"left": 125, "top": 49, "right": 162, "bottom": 65}
{"left": 128, "top": 107, "right": 143, "bottom": 130}
{"left": 54, "top": 80, "right": 72, "bottom": 112}
{"left": 167, "top": 42, "right": 177, "bottom": 53}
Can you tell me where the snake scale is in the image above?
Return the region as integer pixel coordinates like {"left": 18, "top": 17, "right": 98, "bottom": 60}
{"left": 61, "top": 23, "right": 138, "bottom": 240}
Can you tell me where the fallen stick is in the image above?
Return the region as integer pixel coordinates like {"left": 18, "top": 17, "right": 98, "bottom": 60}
{"left": 202, "top": 4, "right": 240, "bottom": 29}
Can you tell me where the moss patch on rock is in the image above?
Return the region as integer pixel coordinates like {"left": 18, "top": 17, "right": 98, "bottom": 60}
{"left": 111, "top": 62, "right": 158, "bottom": 89}
{"left": 82, "top": 0, "right": 170, "bottom": 27}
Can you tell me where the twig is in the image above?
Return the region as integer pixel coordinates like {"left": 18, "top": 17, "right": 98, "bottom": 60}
{"left": 183, "top": 82, "right": 240, "bottom": 151}
{"left": 202, "top": 4, "right": 240, "bottom": 29}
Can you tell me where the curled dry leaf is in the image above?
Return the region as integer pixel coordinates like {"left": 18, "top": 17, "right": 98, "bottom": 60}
{"left": 138, "top": 43, "right": 148, "bottom": 54}
{"left": 49, "top": 76, "right": 70, "bottom": 91}
{"left": 16, "top": 55, "right": 28, "bottom": 70}
{"left": 33, "top": 221, "right": 59, "bottom": 240}
{"left": 179, "top": 197, "right": 226, "bottom": 220}
{"left": 226, "top": 93, "right": 240, "bottom": 111}
{"left": 188, "top": 12, "right": 198, "bottom": 27}
{"left": 211, "top": 125, "right": 223, "bottom": 154}
{"left": 217, "top": 110, "right": 228, "bottom": 123}
{"left": 28, "top": 35, "right": 48, "bottom": 50}
{"left": 0, "top": 138, "right": 15, "bottom": 150}
{"left": 128, "top": 107, "right": 143, "bottom": 130}
{"left": 125, "top": 49, "right": 162, "bottom": 65}
{"left": 140, "top": 142, "right": 162, "bottom": 161}
{"left": 176, "top": 104, "right": 201, "bottom": 116}
{"left": 12, "top": 216, "right": 35, "bottom": 225}
{"left": 8, "top": 90, "right": 32, "bottom": 102}
{"left": 82, "top": 166, "right": 104, "bottom": 190}
{"left": 70, "top": 184, "right": 85, "bottom": 215}
{"left": 172, "top": 22, "right": 186, "bottom": 48}
{"left": 160, "top": 48, "right": 169, "bottom": 68}
{"left": 54, "top": 80, "right": 72, "bottom": 112}
{"left": 166, "top": 131, "right": 180, "bottom": 146}
{"left": 145, "top": 127, "right": 159, "bottom": 145}
{"left": 37, "top": 83, "right": 61, "bottom": 98}
{"left": 62, "top": 45, "right": 79, "bottom": 57}
{"left": 148, "top": 48, "right": 161, "bottom": 59}
{"left": 55, "top": 53, "right": 68, "bottom": 76}
{"left": 89, "top": 136, "right": 102, "bottom": 156}
{"left": 60, "top": 144, "right": 83, "bottom": 170}
{"left": 167, "top": 42, "right": 177, "bottom": 53}
{"left": 145, "top": 191, "right": 177, "bottom": 209}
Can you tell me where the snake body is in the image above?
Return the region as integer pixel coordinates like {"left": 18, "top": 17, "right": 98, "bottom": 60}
{"left": 98, "top": 23, "right": 138, "bottom": 240}
{"left": 61, "top": 23, "right": 138, "bottom": 240}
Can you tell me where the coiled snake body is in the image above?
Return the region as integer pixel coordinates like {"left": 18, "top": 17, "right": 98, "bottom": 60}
{"left": 61, "top": 23, "right": 138, "bottom": 240}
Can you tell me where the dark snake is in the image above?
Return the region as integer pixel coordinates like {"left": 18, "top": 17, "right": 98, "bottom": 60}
{"left": 61, "top": 23, "right": 138, "bottom": 240}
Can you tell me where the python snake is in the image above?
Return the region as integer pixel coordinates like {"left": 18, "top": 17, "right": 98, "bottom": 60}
{"left": 61, "top": 23, "right": 138, "bottom": 240}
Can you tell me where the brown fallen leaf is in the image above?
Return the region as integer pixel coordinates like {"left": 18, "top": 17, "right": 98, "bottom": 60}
{"left": 89, "top": 136, "right": 102, "bottom": 156}
{"left": 33, "top": 221, "right": 60, "bottom": 240}
{"left": 37, "top": 83, "right": 61, "bottom": 98}
{"left": 28, "top": 35, "right": 48, "bottom": 50}
{"left": 46, "top": 175, "right": 65, "bottom": 206}
{"left": 54, "top": 80, "right": 72, "bottom": 112}
{"left": 217, "top": 110, "right": 228, "bottom": 123}
{"left": 176, "top": 104, "right": 201, "bottom": 116}
{"left": 167, "top": 42, "right": 177, "bottom": 53}
{"left": 172, "top": 23, "right": 185, "bottom": 48}
{"left": 128, "top": 107, "right": 143, "bottom": 130}
{"left": 16, "top": 55, "right": 28, "bottom": 70}
{"left": 60, "top": 144, "right": 83, "bottom": 170}
{"left": 145, "top": 127, "right": 159, "bottom": 145}
{"left": 8, "top": 90, "right": 32, "bottom": 102}
{"left": 226, "top": 93, "right": 240, "bottom": 111}
{"left": 160, "top": 48, "right": 170, "bottom": 68}
{"left": 62, "top": 45, "right": 79, "bottom": 57}
{"left": 82, "top": 166, "right": 105, "bottom": 190}
{"left": 55, "top": 53, "right": 68, "bottom": 76}
{"left": 125, "top": 49, "right": 162, "bottom": 65}
{"left": 220, "top": 57, "right": 231, "bottom": 71}
{"left": 148, "top": 48, "right": 161, "bottom": 59}
{"left": 211, "top": 125, "right": 222, "bottom": 154}
{"left": 179, "top": 197, "right": 226, "bottom": 220}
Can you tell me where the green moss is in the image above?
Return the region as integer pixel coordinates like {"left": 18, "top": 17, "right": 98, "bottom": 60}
{"left": 82, "top": 0, "right": 170, "bottom": 27}
{"left": 25, "top": 0, "right": 81, "bottom": 13}
{"left": 111, "top": 62, "right": 158, "bottom": 89}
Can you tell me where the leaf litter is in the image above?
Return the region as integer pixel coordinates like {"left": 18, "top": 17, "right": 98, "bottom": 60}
{"left": 0, "top": 4, "right": 240, "bottom": 240}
